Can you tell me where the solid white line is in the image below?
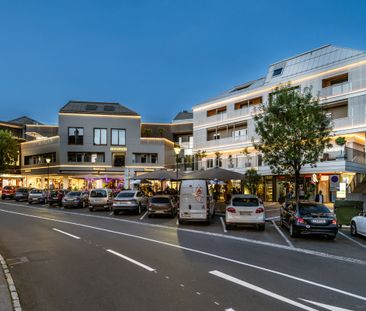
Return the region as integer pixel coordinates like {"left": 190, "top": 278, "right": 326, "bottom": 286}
{"left": 272, "top": 220, "right": 294, "bottom": 248}
{"left": 52, "top": 228, "right": 80, "bottom": 239}
{"left": 225, "top": 308, "right": 235, "bottom": 311}
{"left": 299, "top": 298, "right": 354, "bottom": 311}
{"left": 106, "top": 249, "right": 155, "bottom": 272}
{"left": 1, "top": 208, "right": 365, "bottom": 302}
{"left": 140, "top": 211, "right": 148, "bottom": 220}
{"left": 210, "top": 270, "right": 319, "bottom": 311}
{"left": 338, "top": 231, "right": 366, "bottom": 249}
{"left": 220, "top": 217, "right": 227, "bottom": 233}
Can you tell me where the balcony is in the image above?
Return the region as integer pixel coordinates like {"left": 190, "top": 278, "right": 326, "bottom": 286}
{"left": 205, "top": 134, "right": 249, "bottom": 148}
{"left": 321, "top": 81, "right": 352, "bottom": 97}
{"left": 321, "top": 147, "right": 365, "bottom": 165}
{"left": 206, "top": 112, "right": 227, "bottom": 123}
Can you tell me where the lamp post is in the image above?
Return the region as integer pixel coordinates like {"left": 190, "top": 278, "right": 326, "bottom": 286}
{"left": 174, "top": 145, "right": 181, "bottom": 180}
{"left": 45, "top": 158, "right": 51, "bottom": 190}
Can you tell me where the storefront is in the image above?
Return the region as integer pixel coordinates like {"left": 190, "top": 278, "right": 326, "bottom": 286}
{"left": 0, "top": 175, "right": 24, "bottom": 189}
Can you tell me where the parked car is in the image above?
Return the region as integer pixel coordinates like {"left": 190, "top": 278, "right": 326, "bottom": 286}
{"left": 48, "top": 190, "right": 68, "bottom": 207}
{"left": 112, "top": 190, "right": 147, "bottom": 215}
{"left": 280, "top": 201, "right": 338, "bottom": 239}
{"left": 148, "top": 195, "right": 178, "bottom": 218}
{"left": 1, "top": 186, "right": 16, "bottom": 200}
{"left": 14, "top": 188, "right": 30, "bottom": 202}
{"left": 62, "top": 191, "right": 89, "bottom": 208}
{"left": 89, "top": 188, "right": 114, "bottom": 211}
{"left": 225, "top": 194, "right": 265, "bottom": 230}
{"left": 28, "top": 189, "right": 47, "bottom": 204}
{"left": 351, "top": 211, "right": 366, "bottom": 237}
{"left": 178, "top": 179, "right": 214, "bottom": 224}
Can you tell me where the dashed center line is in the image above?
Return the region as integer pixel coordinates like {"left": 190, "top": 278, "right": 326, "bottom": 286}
{"left": 52, "top": 228, "right": 80, "bottom": 239}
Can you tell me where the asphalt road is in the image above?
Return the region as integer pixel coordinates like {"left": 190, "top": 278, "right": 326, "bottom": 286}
{"left": 0, "top": 201, "right": 365, "bottom": 311}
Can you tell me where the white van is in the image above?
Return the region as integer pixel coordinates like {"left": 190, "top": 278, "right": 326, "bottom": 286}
{"left": 178, "top": 180, "right": 214, "bottom": 224}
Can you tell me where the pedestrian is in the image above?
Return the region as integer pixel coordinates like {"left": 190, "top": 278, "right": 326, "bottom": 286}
{"left": 315, "top": 190, "right": 324, "bottom": 203}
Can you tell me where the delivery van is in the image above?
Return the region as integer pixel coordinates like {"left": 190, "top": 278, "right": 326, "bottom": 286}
{"left": 178, "top": 179, "right": 214, "bottom": 224}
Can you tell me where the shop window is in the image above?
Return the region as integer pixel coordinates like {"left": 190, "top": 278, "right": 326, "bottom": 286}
{"left": 111, "top": 129, "right": 126, "bottom": 146}
{"left": 94, "top": 128, "right": 107, "bottom": 145}
{"left": 113, "top": 153, "right": 125, "bottom": 167}
{"left": 68, "top": 127, "right": 84, "bottom": 145}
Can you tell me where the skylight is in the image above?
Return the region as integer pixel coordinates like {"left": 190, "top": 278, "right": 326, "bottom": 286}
{"left": 104, "top": 106, "right": 116, "bottom": 112}
{"left": 272, "top": 68, "right": 283, "bottom": 77}
{"left": 230, "top": 82, "right": 253, "bottom": 93}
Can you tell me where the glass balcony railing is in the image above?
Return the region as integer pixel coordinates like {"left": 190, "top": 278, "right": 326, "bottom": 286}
{"left": 321, "top": 81, "right": 352, "bottom": 97}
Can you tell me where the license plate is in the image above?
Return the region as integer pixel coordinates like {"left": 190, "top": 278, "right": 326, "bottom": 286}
{"left": 312, "top": 219, "right": 326, "bottom": 224}
{"left": 240, "top": 211, "right": 252, "bottom": 215}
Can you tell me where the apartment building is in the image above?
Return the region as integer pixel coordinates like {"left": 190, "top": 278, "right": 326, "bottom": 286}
{"left": 193, "top": 45, "right": 366, "bottom": 202}
{"left": 21, "top": 101, "right": 176, "bottom": 190}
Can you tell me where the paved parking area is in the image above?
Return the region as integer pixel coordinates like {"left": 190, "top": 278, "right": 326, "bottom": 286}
{"left": 1, "top": 200, "right": 365, "bottom": 262}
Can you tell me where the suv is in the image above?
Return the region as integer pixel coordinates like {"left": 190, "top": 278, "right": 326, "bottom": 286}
{"left": 1, "top": 186, "right": 16, "bottom": 200}
{"left": 89, "top": 189, "right": 114, "bottom": 211}
{"left": 112, "top": 190, "right": 148, "bottom": 215}
{"left": 280, "top": 201, "right": 338, "bottom": 239}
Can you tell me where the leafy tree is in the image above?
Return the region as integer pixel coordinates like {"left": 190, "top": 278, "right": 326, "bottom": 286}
{"left": 254, "top": 85, "right": 332, "bottom": 202}
{"left": 0, "top": 130, "right": 19, "bottom": 172}
{"left": 244, "top": 168, "right": 261, "bottom": 195}
{"left": 143, "top": 128, "right": 152, "bottom": 137}
{"left": 195, "top": 150, "right": 207, "bottom": 160}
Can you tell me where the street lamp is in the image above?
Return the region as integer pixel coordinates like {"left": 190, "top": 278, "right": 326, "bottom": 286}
{"left": 174, "top": 145, "right": 181, "bottom": 180}
{"left": 45, "top": 158, "right": 51, "bottom": 190}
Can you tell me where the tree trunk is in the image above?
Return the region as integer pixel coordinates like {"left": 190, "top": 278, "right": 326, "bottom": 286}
{"left": 295, "top": 170, "right": 300, "bottom": 205}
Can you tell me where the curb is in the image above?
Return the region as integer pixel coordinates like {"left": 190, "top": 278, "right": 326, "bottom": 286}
{"left": 0, "top": 254, "right": 22, "bottom": 311}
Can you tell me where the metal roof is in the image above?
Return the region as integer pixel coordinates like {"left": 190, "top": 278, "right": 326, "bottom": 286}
{"left": 173, "top": 111, "right": 193, "bottom": 121}
{"left": 59, "top": 101, "right": 140, "bottom": 116}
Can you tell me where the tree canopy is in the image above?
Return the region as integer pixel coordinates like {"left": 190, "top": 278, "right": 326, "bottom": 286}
{"left": 0, "top": 130, "right": 19, "bottom": 172}
{"left": 254, "top": 85, "right": 333, "bottom": 201}
{"left": 243, "top": 168, "right": 261, "bottom": 195}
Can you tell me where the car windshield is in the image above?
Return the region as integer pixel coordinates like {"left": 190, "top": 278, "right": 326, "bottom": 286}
{"left": 299, "top": 204, "right": 330, "bottom": 216}
{"left": 232, "top": 197, "right": 259, "bottom": 207}
{"left": 16, "top": 189, "right": 28, "bottom": 193}
{"left": 31, "top": 190, "right": 43, "bottom": 194}
{"left": 117, "top": 192, "right": 135, "bottom": 198}
{"left": 3, "top": 186, "right": 13, "bottom": 190}
{"left": 67, "top": 192, "right": 81, "bottom": 197}
{"left": 151, "top": 197, "right": 170, "bottom": 204}
{"left": 90, "top": 190, "right": 107, "bottom": 198}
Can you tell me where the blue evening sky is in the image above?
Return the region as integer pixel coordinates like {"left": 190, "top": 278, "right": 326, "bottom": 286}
{"left": 0, "top": 0, "right": 365, "bottom": 124}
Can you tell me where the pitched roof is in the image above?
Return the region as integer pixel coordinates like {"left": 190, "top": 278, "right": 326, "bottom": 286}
{"left": 8, "top": 116, "right": 43, "bottom": 125}
{"left": 59, "top": 100, "right": 140, "bottom": 116}
{"left": 173, "top": 110, "right": 193, "bottom": 121}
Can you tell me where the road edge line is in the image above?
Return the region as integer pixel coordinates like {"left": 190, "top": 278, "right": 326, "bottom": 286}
{"left": 0, "top": 253, "right": 22, "bottom": 311}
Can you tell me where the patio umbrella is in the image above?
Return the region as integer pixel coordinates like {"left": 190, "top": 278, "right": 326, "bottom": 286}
{"left": 181, "top": 167, "right": 245, "bottom": 181}
{"left": 133, "top": 169, "right": 182, "bottom": 181}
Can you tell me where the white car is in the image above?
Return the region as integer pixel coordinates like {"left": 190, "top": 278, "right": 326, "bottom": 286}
{"left": 351, "top": 212, "right": 366, "bottom": 237}
{"left": 225, "top": 194, "right": 265, "bottom": 230}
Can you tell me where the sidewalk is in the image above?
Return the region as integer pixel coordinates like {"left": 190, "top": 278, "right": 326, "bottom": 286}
{"left": 0, "top": 255, "right": 13, "bottom": 311}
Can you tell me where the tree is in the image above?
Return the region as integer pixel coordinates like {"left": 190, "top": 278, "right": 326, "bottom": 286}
{"left": 254, "top": 85, "right": 332, "bottom": 203}
{"left": 0, "top": 130, "right": 19, "bottom": 172}
{"left": 158, "top": 128, "right": 165, "bottom": 138}
{"left": 194, "top": 150, "right": 207, "bottom": 170}
{"left": 143, "top": 128, "right": 152, "bottom": 137}
{"left": 214, "top": 151, "right": 222, "bottom": 167}
{"left": 243, "top": 168, "right": 261, "bottom": 195}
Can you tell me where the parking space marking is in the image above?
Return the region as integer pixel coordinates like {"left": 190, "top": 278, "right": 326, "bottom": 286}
{"left": 106, "top": 249, "right": 155, "bottom": 272}
{"left": 338, "top": 231, "right": 366, "bottom": 249}
{"left": 265, "top": 208, "right": 280, "bottom": 212}
{"left": 210, "top": 270, "right": 318, "bottom": 311}
{"left": 272, "top": 220, "right": 294, "bottom": 248}
{"left": 52, "top": 228, "right": 80, "bottom": 239}
{"left": 220, "top": 217, "right": 227, "bottom": 233}
{"left": 299, "top": 299, "right": 354, "bottom": 311}
{"left": 140, "top": 211, "right": 148, "bottom": 220}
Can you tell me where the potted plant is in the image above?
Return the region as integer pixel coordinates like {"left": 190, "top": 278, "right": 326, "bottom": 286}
{"left": 335, "top": 137, "right": 346, "bottom": 159}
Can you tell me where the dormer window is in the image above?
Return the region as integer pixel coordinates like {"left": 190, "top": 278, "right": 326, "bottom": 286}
{"left": 272, "top": 68, "right": 283, "bottom": 77}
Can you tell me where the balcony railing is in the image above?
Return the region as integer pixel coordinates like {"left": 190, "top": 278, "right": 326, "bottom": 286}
{"left": 321, "top": 81, "right": 352, "bottom": 97}
{"left": 205, "top": 135, "right": 249, "bottom": 148}
{"left": 321, "top": 147, "right": 365, "bottom": 164}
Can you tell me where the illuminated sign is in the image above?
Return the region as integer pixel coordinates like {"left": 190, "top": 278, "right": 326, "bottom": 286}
{"left": 110, "top": 147, "right": 127, "bottom": 152}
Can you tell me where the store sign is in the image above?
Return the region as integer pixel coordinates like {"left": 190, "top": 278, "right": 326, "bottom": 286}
{"left": 337, "top": 182, "right": 347, "bottom": 199}
{"left": 320, "top": 175, "right": 329, "bottom": 181}
{"left": 330, "top": 175, "right": 340, "bottom": 192}
{"left": 110, "top": 147, "right": 127, "bottom": 152}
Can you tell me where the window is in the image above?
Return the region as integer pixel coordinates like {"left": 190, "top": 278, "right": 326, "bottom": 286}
{"left": 113, "top": 153, "right": 125, "bottom": 167}
{"left": 206, "top": 106, "right": 227, "bottom": 117}
{"left": 322, "top": 73, "right": 348, "bottom": 88}
{"left": 272, "top": 68, "right": 283, "bottom": 77}
{"left": 234, "top": 97, "right": 262, "bottom": 110}
{"left": 206, "top": 159, "right": 214, "bottom": 168}
{"left": 67, "top": 152, "right": 105, "bottom": 163}
{"left": 111, "top": 129, "right": 126, "bottom": 146}
{"left": 325, "top": 101, "right": 348, "bottom": 119}
{"left": 94, "top": 128, "right": 107, "bottom": 145}
{"left": 68, "top": 127, "right": 84, "bottom": 145}
{"left": 24, "top": 152, "right": 56, "bottom": 165}
{"left": 133, "top": 153, "right": 158, "bottom": 164}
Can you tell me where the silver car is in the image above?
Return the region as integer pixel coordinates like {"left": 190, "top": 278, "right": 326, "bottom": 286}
{"left": 89, "top": 188, "right": 114, "bottom": 211}
{"left": 28, "top": 189, "right": 47, "bottom": 204}
{"left": 112, "top": 190, "right": 148, "bottom": 215}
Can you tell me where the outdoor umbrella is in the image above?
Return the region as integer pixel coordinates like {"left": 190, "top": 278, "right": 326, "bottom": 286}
{"left": 133, "top": 169, "right": 182, "bottom": 181}
{"left": 180, "top": 167, "right": 245, "bottom": 181}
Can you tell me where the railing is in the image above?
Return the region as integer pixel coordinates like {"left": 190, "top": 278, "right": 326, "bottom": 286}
{"left": 320, "top": 147, "right": 365, "bottom": 164}
{"left": 321, "top": 81, "right": 352, "bottom": 97}
{"left": 207, "top": 112, "right": 227, "bottom": 123}
{"left": 205, "top": 135, "right": 249, "bottom": 148}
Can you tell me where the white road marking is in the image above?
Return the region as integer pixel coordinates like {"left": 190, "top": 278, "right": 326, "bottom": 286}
{"left": 266, "top": 216, "right": 280, "bottom": 221}
{"left": 1, "top": 207, "right": 366, "bottom": 303}
{"left": 299, "top": 298, "right": 354, "bottom": 311}
{"left": 176, "top": 218, "right": 179, "bottom": 225}
{"left": 180, "top": 284, "right": 184, "bottom": 287}
{"left": 220, "top": 217, "right": 227, "bottom": 233}
{"left": 272, "top": 220, "right": 294, "bottom": 248}
{"left": 52, "top": 228, "right": 80, "bottom": 239}
{"left": 210, "top": 270, "right": 318, "bottom": 311}
{"left": 109, "top": 212, "right": 113, "bottom": 216}
{"left": 106, "top": 249, "right": 155, "bottom": 272}
{"left": 214, "top": 301, "right": 220, "bottom": 305}
{"left": 225, "top": 309, "right": 235, "bottom": 311}
{"left": 338, "top": 231, "right": 366, "bottom": 249}
{"left": 196, "top": 291, "right": 201, "bottom": 295}
{"left": 140, "top": 211, "right": 148, "bottom": 220}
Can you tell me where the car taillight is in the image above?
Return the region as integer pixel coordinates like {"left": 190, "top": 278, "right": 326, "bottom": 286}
{"left": 227, "top": 207, "right": 236, "bottom": 213}
{"left": 295, "top": 216, "right": 305, "bottom": 224}
{"left": 255, "top": 207, "right": 264, "bottom": 214}
{"left": 332, "top": 219, "right": 337, "bottom": 225}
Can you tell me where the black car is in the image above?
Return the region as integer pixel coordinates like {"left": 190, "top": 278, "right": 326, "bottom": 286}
{"left": 14, "top": 188, "right": 29, "bottom": 202}
{"left": 280, "top": 201, "right": 338, "bottom": 239}
{"left": 47, "top": 190, "right": 68, "bottom": 207}
{"left": 62, "top": 191, "right": 89, "bottom": 208}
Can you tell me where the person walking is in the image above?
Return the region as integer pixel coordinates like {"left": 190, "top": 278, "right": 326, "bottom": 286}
{"left": 315, "top": 190, "right": 324, "bottom": 203}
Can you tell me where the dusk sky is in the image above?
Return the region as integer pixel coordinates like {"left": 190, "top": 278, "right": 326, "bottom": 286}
{"left": 1, "top": 0, "right": 365, "bottom": 124}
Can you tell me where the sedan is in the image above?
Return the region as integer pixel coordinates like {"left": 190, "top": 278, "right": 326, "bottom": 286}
{"left": 148, "top": 195, "right": 178, "bottom": 218}
{"left": 225, "top": 194, "right": 265, "bottom": 230}
{"left": 62, "top": 191, "right": 89, "bottom": 208}
{"left": 48, "top": 190, "right": 68, "bottom": 207}
{"left": 112, "top": 191, "right": 147, "bottom": 215}
{"left": 351, "top": 212, "right": 366, "bottom": 237}
{"left": 280, "top": 201, "right": 338, "bottom": 239}
{"left": 28, "top": 189, "right": 47, "bottom": 204}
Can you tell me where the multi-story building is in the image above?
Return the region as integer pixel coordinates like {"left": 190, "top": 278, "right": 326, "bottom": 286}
{"left": 193, "top": 45, "right": 366, "bottom": 202}
{"left": 20, "top": 101, "right": 176, "bottom": 190}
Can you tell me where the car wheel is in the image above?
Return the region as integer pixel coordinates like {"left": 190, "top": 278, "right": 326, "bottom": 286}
{"left": 178, "top": 217, "right": 184, "bottom": 225}
{"left": 137, "top": 203, "right": 142, "bottom": 215}
{"left": 289, "top": 223, "right": 298, "bottom": 238}
{"left": 351, "top": 221, "right": 358, "bottom": 236}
